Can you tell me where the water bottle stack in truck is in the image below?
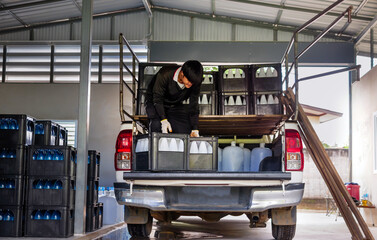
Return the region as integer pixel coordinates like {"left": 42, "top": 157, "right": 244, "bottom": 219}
{"left": 114, "top": 61, "right": 305, "bottom": 240}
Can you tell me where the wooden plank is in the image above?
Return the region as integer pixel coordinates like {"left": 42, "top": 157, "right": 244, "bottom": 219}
{"left": 285, "top": 89, "right": 374, "bottom": 240}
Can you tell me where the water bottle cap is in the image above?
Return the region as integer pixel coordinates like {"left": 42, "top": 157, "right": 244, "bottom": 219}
{"left": 231, "top": 141, "right": 236, "bottom": 146}
{"left": 239, "top": 143, "right": 244, "bottom": 148}
{"left": 260, "top": 143, "right": 265, "bottom": 148}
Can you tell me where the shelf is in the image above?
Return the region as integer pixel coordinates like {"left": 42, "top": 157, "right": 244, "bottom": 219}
{"left": 133, "top": 114, "right": 288, "bottom": 137}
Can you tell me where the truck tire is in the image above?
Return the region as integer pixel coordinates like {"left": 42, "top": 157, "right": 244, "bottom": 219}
{"left": 272, "top": 223, "right": 296, "bottom": 240}
{"left": 127, "top": 213, "right": 153, "bottom": 237}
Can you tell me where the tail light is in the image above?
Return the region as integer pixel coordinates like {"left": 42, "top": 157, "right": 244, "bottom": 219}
{"left": 114, "top": 129, "right": 132, "bottom": 171}
{"left": 285, "top": 129, "right": 304, "bottom": 171}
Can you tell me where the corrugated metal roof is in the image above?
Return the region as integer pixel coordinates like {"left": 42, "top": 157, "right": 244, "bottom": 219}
{"left": 0, "top": 0, "right": 375, "bottom": 57}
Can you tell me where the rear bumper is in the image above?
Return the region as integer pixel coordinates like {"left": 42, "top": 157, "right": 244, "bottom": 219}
{"left": 114, "top": 181, "right": 305, "bottom": 212}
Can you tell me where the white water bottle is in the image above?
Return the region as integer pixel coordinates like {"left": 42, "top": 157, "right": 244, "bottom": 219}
{"left": 177, "top": 139, "right": 184, "bottom": 152}
{"left": 267, "top": 95, "right": 274, "bottom": 104}
{"left": 222, "top": 141, "right": 244, "bottom": 171}
{"left": 260, "top": 95, "right": 267, "bottom": 104}
{"left": 202, "top": 94, "right": 208, "bottom": 105}
{"left": 159, "top": 138, "right": 169, "bottom": 151}
{"left": 190, "top": 141, "right": 199, "bottom": 154}
{"left": 169, "top": 138, "right": 178, "bottom": 152}
{"left": 198, "top": 141, "right": 207, "bottom": 153}
{"left": 228, "top": 96, "right": 235, "bottom": 106}
{"left": 239, "top": 143, "right": 251, "bottom": 171}
{"left": 235, "top": 69, "right": 241, "bottom": 78}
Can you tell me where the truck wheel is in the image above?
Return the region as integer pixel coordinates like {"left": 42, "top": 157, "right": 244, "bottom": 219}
{"left": 127, "top": 213, "right": 153, "bottom": 237}
{"left": 272, "top": 223, "right": 296, "bottom": 240}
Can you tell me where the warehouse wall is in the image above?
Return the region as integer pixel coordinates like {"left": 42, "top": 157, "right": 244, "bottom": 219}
{"left": 303, "top": 148, "right": 349, "bottom": 199}
{"left": 0, "top": 83, "right": 128, "bottom": 187}
{"left": 352, "top": 65, "right": 377, "bottom": 205}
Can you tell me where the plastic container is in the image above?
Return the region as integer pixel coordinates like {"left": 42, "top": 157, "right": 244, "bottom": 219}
{"left": 199, "top": 91, "right": 217, "bottom": 115}
{"left": 0, "top": 114, "right": 35, "bottom": 146}
{"left": 220, "top": 92, "right": 253, "bottom": 115}
{"left": 97, "top": 202, "right": 103, "bottom": 229}
{"left": 86, "top": 203, "right": 98, "bottom": 232}
{"left": 98, "top": 191, "right": 120, "bottom": 225}
{"left": 219, "top": 66, "right": 249, "bottom": 92}
{"left": 26, "top": 176, "right": 75, "bottom": 207}
{"left": 87, "top": 180, "right": 99, "bottom": 205}
{"left": 0, "top": 175, "right": 24, "bottom": 206}
{"left": 58, "top": 125, "right": 68, "bottom": 146}
{"left": 34, "top": 120, "right": 59, "bottom": 146}
{"left": 188, "top": 137, "right": 218, "bottom": 171}
{"left": 25, "top": 206, "right": 74, "bottom": 237}
{"left": 222, "top": 141, "right": 244, "bottom": 171}
{"left": 239, "top": 143, "right": 251, "bottom": 171}
{"left": 250, "top": 143, "right": 272, "bottom": 172}
{"left": 251, "top": 64, "right": 282, "bottom": 92}
{"left": 88, "top": 150, "right": 100, "bottom": 180}
{"left": 27, "top": 146, "right": 77, "bottom": 177}
{"left": 0, "top": 205, "right": 23, "bottom": 237}
{"left": 0, "top": 145, "right": 27, "bottom": 175}
{"left": 150, "top": 133, "right": 188, "bottom": 171}
{"left": 345, "top": 182, "right": 360, "bottom": 201}
{"left": 133, "top": 134, "right": 150, "bottom": 171}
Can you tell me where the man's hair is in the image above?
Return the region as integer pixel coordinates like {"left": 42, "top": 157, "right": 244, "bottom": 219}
{"left": 181, "top": 60, "right": 203, "bottom": 86}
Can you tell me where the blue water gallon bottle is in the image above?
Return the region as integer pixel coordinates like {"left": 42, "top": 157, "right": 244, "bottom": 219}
{"left": 53, "top": 150, "right": 60, "bottom": 160}
{"left": 7, "top": 149, "right": 16, "bottom": 159}
{"left": 43, "top": 210, "right": 52, "bottom": 220}
{"left": 3, "top": 210, "right": 12, "bottom": 221}
{"left": 53, "top": 180, "right": 62, "bottom": 190}
{"left": 45, "top": 180, "right": 53, "bottom": 189}
{"left": 35, "top": 123, "right": 44, "bottom": 135}
{"left": 6, "top": 179, "right": 15, "bottom": 189}
{"left": 0, "top": 118, "right": 9, "bottom": 129}
{"left": 0, "top": 179, "right": 5, "bottom": 188}
{"left": 0, "top": 210, "right": 3, "bottom": 221}
{"left": 46, "top": 150, "right": 53, "bottom": 161}
{"left": 9, "top": 119, "right": 17, "bottom": 130}
{"left": 51, "top": 210, "right": 61, "bottom": 220}
{"left": 36, "top": 179, "right": 45, "bottom": 189}
{"left": 59, "top": 151, "right": 64, "bottom": 161}
{"left": 0, "top": 149, "right": 7, "bottom": 158}
{"left": 33, "top": 210, "right": 43, "bottom": 220}
{"left": 37, "top": 150, "right": 45, "bottom": 160}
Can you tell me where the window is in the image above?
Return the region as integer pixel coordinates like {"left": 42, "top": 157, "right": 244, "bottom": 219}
{"left": 374, "top": 112, "right": 377, "bottom": 173}
{"left": 53, "top": 120, "right": 77, "bottom": 148}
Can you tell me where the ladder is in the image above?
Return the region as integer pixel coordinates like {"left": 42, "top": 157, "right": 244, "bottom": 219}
{"left": 281, "top": 88, "right": 374, "bottom": 240}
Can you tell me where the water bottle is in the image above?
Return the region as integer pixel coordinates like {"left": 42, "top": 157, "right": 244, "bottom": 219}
{"left": 260, "top": 95, "right": 267, "bottom": 104}
{"left": 36, "top": 179, "right": 45, "bottom": 189}
{"left": 177, "top": 139, "right": 184, "bottom": 152}
{"left": 43, "top": 210, "right": 52, "bottom": 220}
{"left": 99, "top": 191, "right": 119, "bottom": 225}
{"left": 0, "top": 210, "right": 3, "bottom": 221}
{"left": 45, "top": 180, "right": 53, "bottom": 189}
{"left": 7, "top": 149, "right": 16, "bottom": 158}
{"left": 250, "top": 143, "right": 272, "bottom": 172}
{"left": 6, "top": 179, "right": 14, "bottom": 189}
{"left": 0, "top": 149, "right": 7, "bottom": 158}
{"left": 34, "top": 210, "right": 43, "bottom": 220}
{"left": 51, "top": 210, "right": 61, "bottom": 220}
{"left": 205, "top": 142, "right": 213, "bottom": 154}
{"left": 169, "top": 138, "right": 178, "bottom": 152}
{"left": 59, "top": 151, "right": 65, "bottom": 161}
{"left": 239, "top": 143, "right": 251, "bottom": 172}
{"left": 37, "top": 150, "right": 45, "bottom": 161}
{"left": 222, "top": 141, "right": 244, "bottom": 171}
{"left": 0, "top": 179, "right": 5, "bottom": 188}
{"left": 53, "top": 180, "right": 63, "bottom": 190}
{"left": 159, "top": 138, "right": 169, "bottom": 151}
{"left": 198, "top": 141, "right": 207, "bottom": 154}
{"left": 0, "top": 118, "right": 9, "bottom": 129}
{"left": 189, "top": 141, "right": 199, "bottom": 154}
{"left": 3, "top": 210, "right": 13, "bottom": 221}
{"left": 35, "top": 123, "right": 44, "bottom": 135}
{"left": 9, "top": 119, "right": 17, "bottom": 130}
{"left": 46, "top": 150, "right": 53, "bottom": 161}
{"left": 53, "top": 150, "right": 60, "bottom": 160}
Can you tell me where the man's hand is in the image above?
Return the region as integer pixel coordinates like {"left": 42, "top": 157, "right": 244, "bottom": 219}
{"left": 161, "top": 119, "right": 172, "bottom": 133}
{"left": 190, "top": 130, "right": 199, "bottom": 137}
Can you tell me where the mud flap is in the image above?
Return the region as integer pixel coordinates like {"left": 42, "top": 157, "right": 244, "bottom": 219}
{"left": 271, "top": 206, "right": 297, "bottom": 225}
{"left": 124, "top": 206, "right": 149, "bottom": 224}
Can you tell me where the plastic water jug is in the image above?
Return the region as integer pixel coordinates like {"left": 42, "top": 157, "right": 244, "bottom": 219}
{"left": 218, "top": 148, "right": 223, "bottom": 171}
{"left": 44, "top": 180, "right": 53, "bottom": 189}
{"left": 0, "top": 149, "right": 7, "bottom": 158}
{"left": 239, "top": 143, "right": 251, "bottom": 171}
{"left": 190, "top": 141, "right": 199, "bottom": 154}
{"left": 51, "top": 210, "right": 61, "bottom": 220}
{"left": 198, "top": 141, "right": 207, "bottom": 153}
{"left": 7, "top": 149, "right": 16, "bottom": 158}
{"left": 0, "top": 180, "right": 5, "bottom": 188}
{"left": 235, "top": 96, "right": 242, "bottom": 105}
{"left": 53, "top": 180, "right": 63, "bottom": 189}
{"left": 222, "top": 141, "right": 243, "bottom": 171}
{"left": 205, "top": 142, "right": 213, "bottom": 154}
{"left": 9, "top": 119, "right": 17, "bottom": 130}
{"left": 250, "top": 143, "right": 272, "bottom": 172}
{"left": 0, "top": 118, "right": 9, "bottom": 129}
{"left": 34, "top": 210, "right": 43, "bottom": 220}
{"left": 99, "top": 191, "right": 123, "bottom": 225}
{"left": 0, "top": 210, "right": 3, "bottom": 221}
{"left": 260, "top": 95, "right": 267, "bottom": 104}
{"left": 159, "top": 138, "right": 169, "bottom": 151}
{"left": 43, "top": 210, "right": 52, "bottom": 220}
{"left": 36, "top": 180, "right": 45, "bottom": 189}
{"left": 35, "top": 123, "right": 44, "bottom": 135}
{"left": 169, "top": 138, "right": 178, "bottom": 152}
{"left": 6, "top": 179, "right": 14, "bottom": 189}
{"left": 3, "top": 210, "right": 14, "bottom": 221}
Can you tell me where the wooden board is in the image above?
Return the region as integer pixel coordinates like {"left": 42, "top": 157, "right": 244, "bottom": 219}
{"left": 133, "top": 115, "right": 288, "bottom": 136}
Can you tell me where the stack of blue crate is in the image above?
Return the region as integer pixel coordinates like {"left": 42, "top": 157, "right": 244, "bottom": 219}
{"left": 0, "top": 114, "right": 35, "bottom": 237}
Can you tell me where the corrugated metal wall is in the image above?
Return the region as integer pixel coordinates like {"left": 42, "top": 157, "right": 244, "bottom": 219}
{"left": 0, "top": 9, "right": 343, "bottom": 43}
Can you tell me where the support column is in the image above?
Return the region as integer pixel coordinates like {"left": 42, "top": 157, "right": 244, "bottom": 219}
{"left": 74, "top": 0, "right": 93, "bottom": 235}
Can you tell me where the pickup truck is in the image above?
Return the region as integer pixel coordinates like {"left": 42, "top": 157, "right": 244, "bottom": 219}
{"left": 114, "top": 63, "right": 305, "bottom": 240}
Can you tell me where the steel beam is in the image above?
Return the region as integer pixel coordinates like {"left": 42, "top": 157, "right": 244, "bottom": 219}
{"left": 355, "top": 14, "right": 377, "bottom": 44}
{"left": 141, "top": 0, "right": 152, "bottom": 17}
{"left": 74, "top": 0, "right": 93, "bottom": 235}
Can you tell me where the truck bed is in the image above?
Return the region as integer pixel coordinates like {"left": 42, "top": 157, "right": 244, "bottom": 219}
{"left": 134, "top": 114, "right": 288, "bottom": 136}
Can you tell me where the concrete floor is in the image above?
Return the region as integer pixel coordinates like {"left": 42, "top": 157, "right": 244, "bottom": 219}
{"left": 92, "top": 210, "right": 377, "bottom": 240}
{"left": 2, "top": 210, "right": 376, "bottom": 240}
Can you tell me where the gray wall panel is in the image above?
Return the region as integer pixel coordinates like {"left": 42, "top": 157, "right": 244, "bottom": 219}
{"left": 34, "top": 24, "right": 71, "bottom": 40}
{"left": 93, "top": 17, "right": 111, "bottom": 40}
{"left": 114, "top": 11, "right": 148, "bottom": 41}
{"left": 193, "top": 18, "right": 232, "bottom": 41}
{"left": 150, "top": 41, "right": 355, "bottom": 65}
{"left": 236, "top": 25, "right": 273, "bottom": 41}
{"left": 0, "top": 31, "right": 30, "bottom": 41}
{"left": 153, "top": 11, "right": 190, "bottom": 41}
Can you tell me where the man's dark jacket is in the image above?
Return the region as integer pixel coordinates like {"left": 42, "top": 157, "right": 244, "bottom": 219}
{"left": 146, "top": 65, "right": 200, "bottom": 130}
